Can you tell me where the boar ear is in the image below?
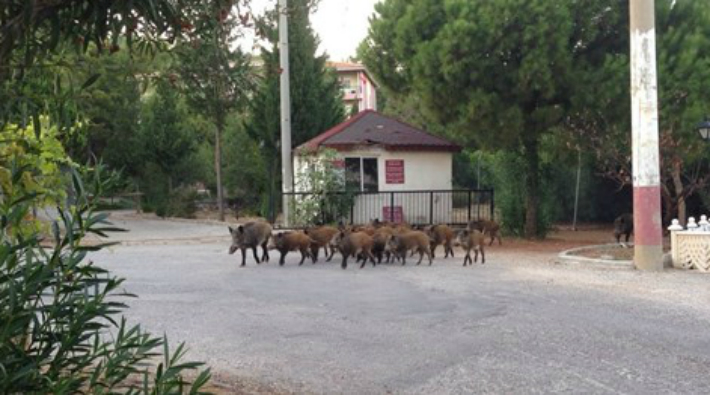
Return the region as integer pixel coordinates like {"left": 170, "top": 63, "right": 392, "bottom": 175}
{"left": 237, "top": 225, "right": 244, "bottom": 234}
{"left": 304, "top": 229, "right": 309, "bottom": 235}
{"left": 228, "top": 226, "right": 234, "bottom": 234}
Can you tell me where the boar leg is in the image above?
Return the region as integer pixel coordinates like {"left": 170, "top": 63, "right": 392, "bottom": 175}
{"left": 428, "top": 250, "right": 433, "bottom": 266}
{"left": 416, "top": 249, "right": 424, "bottom": 265}
{"left": 625, "top": 232, "right": 631, "bottom": 243}
{"left": 430, "top": 243, "right": 437, "bottom": 259}
{"left": 261, "top": 242, "right": 270, "bottom": 262}
{"left": 474, "top": 248, "right": 479, "bottom": 263}
{"left": 310, "top": 245, "right": 319, "bottom": 263}
{"left": 480, "top": 247, "right": 485, "bottom": 264}
{"left": 240, "top": 247, "right": 247, "bottom": 267}
{"left": 401, "top": 251, "right": 407, "bottom": 266}
{"left": 299, "top": 249, "right": 308, "bottom": 266}
{"left": 279, "top": 250, "right": 286, "bottom": 266}
{"left": 252, "top": 246, "right": 261, "bottom": 264}
{"left": 341, "top": 255, "right": 348, "bottom": 270}
{"left": 368, "top": 251, "right": 377, "bottom": 267}
{"left": 448, "top": 243, "right": 455, "bottom": 258}
{"left": 326, "top": 247, "right": 336, "bottom": 262}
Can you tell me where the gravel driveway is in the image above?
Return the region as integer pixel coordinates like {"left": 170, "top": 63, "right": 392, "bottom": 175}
{"left": 96, "top": 213, "right": 710, "bottom": 394}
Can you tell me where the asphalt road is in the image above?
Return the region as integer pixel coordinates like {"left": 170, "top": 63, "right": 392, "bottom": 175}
{"left": 96, "top": 214, "right": 710, "bottom": 394}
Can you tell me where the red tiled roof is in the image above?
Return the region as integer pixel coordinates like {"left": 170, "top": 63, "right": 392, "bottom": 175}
{"left": 296, "top": 110, "right": 461, "bottom": 153}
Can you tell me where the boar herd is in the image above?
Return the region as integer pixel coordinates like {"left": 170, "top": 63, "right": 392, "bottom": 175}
{"left": 228, "top": 218, "right": 503, "bottom": 269}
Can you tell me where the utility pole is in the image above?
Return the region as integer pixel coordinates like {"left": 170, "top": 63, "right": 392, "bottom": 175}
{"left": 630, "top": 0, "right": 663, "bottom": 270}
{"left": 572, "top": 148, "right": 581, "bottom": 231}
{"left": 279, "top": 0, "right": 293, "bottom": 227}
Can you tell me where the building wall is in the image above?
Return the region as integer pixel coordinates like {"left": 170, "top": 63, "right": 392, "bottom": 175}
{"left": 336, "top": 70, "right": 377, "bottom": 112}
{"left": 294, "top": 148, "right": 454, "bottom": 224}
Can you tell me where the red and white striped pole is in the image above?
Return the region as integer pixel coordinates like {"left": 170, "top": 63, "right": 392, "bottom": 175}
{"left": 630, "top": 0, "right": 663, "bottom": 271}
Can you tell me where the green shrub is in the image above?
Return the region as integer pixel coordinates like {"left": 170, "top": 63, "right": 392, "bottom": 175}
{"left": 166, "top": 187, "right": 199, "bottom": 219}
{"left": 487, "top": 151, "right": 554, "bottom": 237}
{"left": 0, "top": 159, "right": 211, "bottom": 393}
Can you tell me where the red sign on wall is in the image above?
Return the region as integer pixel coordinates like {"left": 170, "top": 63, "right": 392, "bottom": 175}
{"left": 382, "top": 206, "right": 404, "bottom": 224}
{"left": 385, "top": 160, "right": 405, "bottom": 184}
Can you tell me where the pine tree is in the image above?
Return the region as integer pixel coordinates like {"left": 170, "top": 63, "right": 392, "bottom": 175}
{"left": 246, "top": 0, "right": 345, "bottom": 213}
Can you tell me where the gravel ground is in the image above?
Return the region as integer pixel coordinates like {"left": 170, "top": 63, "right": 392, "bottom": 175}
{"left": 95, "top": 214, "right": 710, "bottom": 394}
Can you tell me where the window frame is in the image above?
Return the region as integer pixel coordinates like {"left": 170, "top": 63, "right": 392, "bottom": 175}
{"left": 343, "top": 156, "right": 379, "bottom": 192}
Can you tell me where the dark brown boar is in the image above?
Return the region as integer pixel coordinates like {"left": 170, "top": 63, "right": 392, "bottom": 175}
{"left": 425, "top": 224, "right": 455, "bottom": 258}
{"left": 372, "top": 227, "right": 396, "bottom": 264}
{"left": 456, "top": 229, "right": 486, "bottom": 266}
{"left": 305, "top": 225, "right": 339, "bottom": 262}
{"left": 228, "top": 222, "right": 272, "bottom": 266}
{"left": 468, "top": 219, "right": 502, "bottom": 246}
{"left": 334, "top": 231, "right": 376, "bottom": 269}
{"left": 613, "top": 213, "right": 633, "bottom": 243}
{"left": 388, "top": 231, "right": 432, "bottom": 265}
{"left": 269, "top": 231, "right": 314, "bottom": 266}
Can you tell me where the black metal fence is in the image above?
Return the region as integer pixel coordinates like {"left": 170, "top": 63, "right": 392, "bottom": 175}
{"left": 269, "top": 189, "right": 494, "bottom": 228}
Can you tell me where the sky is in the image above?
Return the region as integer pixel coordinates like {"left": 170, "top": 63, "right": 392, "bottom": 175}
{"left": 244, "top": 0, "right": 380, "bottom": 61}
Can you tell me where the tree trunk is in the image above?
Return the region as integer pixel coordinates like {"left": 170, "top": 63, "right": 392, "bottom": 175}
{"left": 523, "top": 137, "right": 539, "bottom": 239}
{"left": 215, "top": 121, "right": 225, "bottom": 222}
{"left": 671, "top": 161, "right": 686, "bottom": 226}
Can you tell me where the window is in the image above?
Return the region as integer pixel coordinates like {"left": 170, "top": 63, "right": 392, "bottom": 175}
{"left": 344, "top": 157, "right": 379, "bottom": 192}
{"left": 363, "top": 158, "right": 378, "bottom": 192}
{"left": 345, "top": 158, "right": 361, "bottom": 191}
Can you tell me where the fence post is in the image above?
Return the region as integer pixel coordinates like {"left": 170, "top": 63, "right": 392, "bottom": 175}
{"left": 350, "top": 198, "right": 355, "bottom": 225}
{"left": 390, "top": 192, "right": 395, "bottom": 222}
{"left": 467, "top": 190, "right": 472, "bottom": 224}
{"left": 429, "top": 191, "right": 434, "bottom": 224}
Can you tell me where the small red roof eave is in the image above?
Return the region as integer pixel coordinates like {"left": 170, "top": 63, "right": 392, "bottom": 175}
{"left": 318, "top": 143, "right": 462, "bottom": 153}
{"left": 296, "top": 110, "right": 375, "bottom": 152}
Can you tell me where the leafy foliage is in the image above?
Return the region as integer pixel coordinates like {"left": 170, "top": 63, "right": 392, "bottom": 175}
{"left": 246, "top": 0, "right": 345, "bottom": 217}
{"left": 291, "top": 149, "right": 353, "bottom": 226}
{"left": 0, "top": 117, "right": 75, "bottom": 208}
{"left": 0, "top": 141, "right": 210, "bottom": 393}
{"left": 359, "top": 0, "right": 626, "bottom": 237}
{"left": 173, "top": 1, "right": 255, "bottom": 221}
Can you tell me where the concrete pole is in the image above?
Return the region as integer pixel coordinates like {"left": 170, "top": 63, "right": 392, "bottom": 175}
{"left": 279, "top": 0, "right": 293, "bottom": 227}
{"left": 630, "top": 0, "right": 663, "bottom": 271}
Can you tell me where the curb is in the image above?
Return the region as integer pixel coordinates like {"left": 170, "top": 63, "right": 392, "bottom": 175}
{"left": 556, "top": 243, "right": 635, "bottom": 270}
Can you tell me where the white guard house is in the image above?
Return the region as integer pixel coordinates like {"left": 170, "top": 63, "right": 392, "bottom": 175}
{"left": 294, "top": 110, "right": 462, "bottom": 224}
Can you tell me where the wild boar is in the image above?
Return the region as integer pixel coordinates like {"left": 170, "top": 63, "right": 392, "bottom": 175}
{"left": 305, "top": 225, "right": 340, "bottom": 262}
{"left": 425, "top": 224, "right": 455, "bottom": 258}
{"left": 456, "top": 229, "right": 486, "bottom": 266}
{"left": 269, "top": 231, "right": 314, "bottom": 266}
{"left": 388, "top": 231, "right": 432, "bottom": 266}
{"left": 228, "top": 222, "right": 272, "bottom": 266}
{"left": 352, "top": 225, "right": 376, "bottom": 236}
{"left": 333, "top": 230, "right": 376, "bottom": 269}
{"left": 372, "top": 227, "right": 396, "bottom": 264}
{"left": 468, "top": 219, "right": 502, "bottom": 246}
{"left": 614, "top": 213, "right": 633, "bottom": 243}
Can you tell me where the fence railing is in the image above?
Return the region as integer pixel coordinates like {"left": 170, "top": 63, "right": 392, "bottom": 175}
{"left": 269, "top": 189, "right": 494, "bottom": 228}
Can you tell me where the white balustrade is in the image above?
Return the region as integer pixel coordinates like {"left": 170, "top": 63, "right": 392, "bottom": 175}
{"left": 668, "top": 216, "right": 710, "bottom": 272}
